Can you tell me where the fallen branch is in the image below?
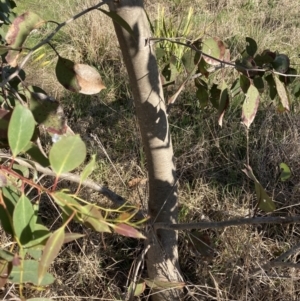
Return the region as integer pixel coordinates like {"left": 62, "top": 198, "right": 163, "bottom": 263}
{"left": 154, "top": 215, "right": 300, "bottom": 231}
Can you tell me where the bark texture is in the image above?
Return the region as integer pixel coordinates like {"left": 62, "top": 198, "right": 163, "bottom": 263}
{"left": 108, "top": 1, "right": 183, "bottom": 300}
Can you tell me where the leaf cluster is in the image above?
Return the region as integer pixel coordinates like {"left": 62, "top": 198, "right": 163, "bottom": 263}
{"left": 162, "top": 36, "right": 300, "bottom": 128}
{"left": 0, "top": 5, "right": 145, "bottom": 298}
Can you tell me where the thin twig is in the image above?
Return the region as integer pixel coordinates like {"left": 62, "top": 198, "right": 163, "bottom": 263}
{"left": 154, "top": 215, "right": 300, "bottom": 231}
{"left": 275, "top": 241, "right": 300, "bottom": 262}
{"left": 263, "top": 262, "right": 300, "bottom": 269}
{"left": 252, "top": 241, "right": 300, "bottom": 275}
{"left": 127, "top": 244, "right": 151, "bottom": 301}
{"left": 147, "top": 37, "right": 300, "bottom": 78}
{"left": 0, "top": 153, "right": 126, "bottom": 206}
{"left": 0, "top": 0, "right": 110, "bottom": 88}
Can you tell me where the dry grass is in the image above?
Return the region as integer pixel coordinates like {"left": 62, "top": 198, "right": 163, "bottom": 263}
{"left": 2, "top": 0, "right": 300, "bottom": 300}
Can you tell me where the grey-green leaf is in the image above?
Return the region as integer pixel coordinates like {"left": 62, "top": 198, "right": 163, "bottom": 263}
{"left": 9, "top": 259, "right": 55, "bottom": 286}
{"left": 38, "top": 227, "right": 65, "bottom": 285}
{"left": 13, "top": 194, "right": 35, "bottom": 245}
{"left": 242, "top": 165, "right": 275, "bottom": 212}
{"left": 80, "top": 154, "right": 96, "bottom": 183}
{"left": 218, "top": 82, "right": 229, "bottom": 127}
{"left": 49, "top": 135, "right": 86, "bottom": 175}
{"left": 245, "top": 37, "right": 257, "bottom": 57}
{"left": 255, "top": 182, "right": 276, "bottom": 212}
{"left": 8, "top": 104, "right": 35, "bottom": 157}
{"left": 0, "top": 248, "right": 14, "bottom": 262}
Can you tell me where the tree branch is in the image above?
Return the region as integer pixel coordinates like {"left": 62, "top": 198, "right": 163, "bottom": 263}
{"left": 0, "top": 0, "right": 110, "bottom": 88}
{"left": 0, "top": 153, "right": 126, "bottom": 206}
{"left": 147, "top": 37, "right": 300, "bottom": 78}
{"left": 154, "top": 215, "right": 300, "bottom": 231}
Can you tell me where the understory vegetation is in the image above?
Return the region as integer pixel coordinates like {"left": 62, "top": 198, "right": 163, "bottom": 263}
{"left": 2, "top": 0, "right": 300, "bottom": 300}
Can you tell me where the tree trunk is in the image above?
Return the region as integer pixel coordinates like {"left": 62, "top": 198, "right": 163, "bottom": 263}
{"left": 108, "top": 1, "right": 183, "bottom": 300}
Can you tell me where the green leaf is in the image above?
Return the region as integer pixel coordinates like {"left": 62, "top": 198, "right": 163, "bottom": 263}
{"left": 255, "top": 49, "right": 276, "bottom": 67}
{"left": 0, "top": 0, "right": 16, "bottom": 26}
{"left": 26, "top": 249, "right": 42, "bottom": 260}
{"left": 26, "top": 86, "right": 66, "bottom": 135}
{"left": 55, "top": 56, "right": 80, "bottom": 92}
{"left": 202, "top": 37, "right": 225, "bottom": 66}
{"left": 98, "top": 8, "right": 134, "bottom": 38}
{"left": 0, "top": 45, "right": 11, "bottom": 55}
{"left": 272, "top": 54, "right": 290, "bottom": 74}
{"left": 273, "top": 75, "right": 290, "bottom": 111}
{"left": 245, "top": 37, "right": 257, "bottom": 56}
{"left": 265, "top": 74, "right": 277, "bottom": 100}
{"left": 293, "top": 81, "right": 300, "bottom": 98}
{"left": 242, "top": 165, "right": 275, "bottom": 212}
{"left": 38, "top": 227, "right": 65, "bottom": 285}
{"left": 181, "top": 49, "right": 195, "bottom": 73}
{"left": 161, "top": 60, "right": 178, "bottom": 85}
{"left": 12, "top": 163, "right": 29, "bottom": 178}
{"left": 63, "top": 233, "right": 85, "bottom": 244}
{"left": 196, "top": 85, "right": 209, "bottom": 109}
{"left": 230, "top": 78, "right": 241, "bottom": 98}
{"left": 8, "top": 104, "right": 35, "bottom": 157}
{"left": 235, "top": 56, "right": 257, "bottom": 78}
{"left": 5, "top": 12, "right": 44, "bottom": 67}
{"left": 279, "top": 163, "right": 291, "bottom": 181}
{"left": 80, "top": 154, "right": 96, "bottom": 183}
{"left": 13, "top": 194, "right": 35, "bottom": 245}
{"left": 239, "top": 74, "right": 250, "bottom": 94}
{"left": 253, "top": 76, "right": 264, "bottom": 93}
{"left": 241, "top": 84, "right": 260, "bottom": 129}
{"left": 128, "top": 280, "right": 146, "bottom": 297}
{"left": 24, "top": 142, "right": 50, "bottom": 167}
{"left": 0, "top": 186, "right": 19, "bottom": 235}
{"left": 0, "top": 248, "right": 14, "bottom": 261}
{"left": 155, "top": 47, "right": 166, "bottom": 60}
{"left": 255, "top": 182, "right": 275, "bottom": 212}
{"left": 9, "top": 259, "right": 54, "bottom": 286}
{"left": 210, "top": 84, "right": 221, "bottom": 109}
{"left": 24, "top": 224, "right": 50, "bottom": 249}
{"left": 218, "top": 82, "right": 229, "bottom": 127}
{"left": 49, "top": 135, "right": 86, "bottom": 175}
{"left": 52, "top": 191, "right": 81, "bottom": 222}
{"left": 196, "top": 57, "right": 209, "bottom": 77}
{"left": 81, "top": 204, "right": 111, "bottom": 233}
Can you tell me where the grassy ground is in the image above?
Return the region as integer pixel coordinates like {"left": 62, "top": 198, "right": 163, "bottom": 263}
{"left": 2, "top": 0, "right": 300, "bottom": 300}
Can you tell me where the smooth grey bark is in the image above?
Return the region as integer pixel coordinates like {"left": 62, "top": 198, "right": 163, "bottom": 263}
{"left": 108, "top": 1, "right": 183, "bottom": 300}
